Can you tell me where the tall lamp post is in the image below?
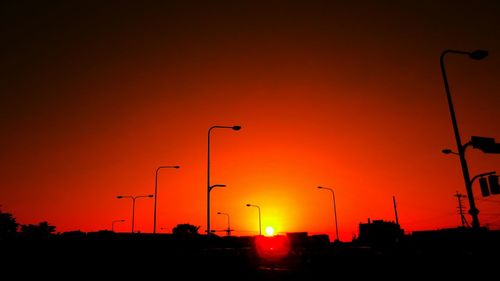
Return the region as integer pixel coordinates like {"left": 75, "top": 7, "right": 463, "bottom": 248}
{"left": 207, "top": 125, "right": 241, "bottom": 236}
{"left": 317, "top": 186, "right": 339, "bottom": 242}
{"left": 440, "top": 49, "right": 488, "bottom": 229}
{"left": 111, "top": 219, "right": 125, "bottom": 232}
{"left": 246, "top": 204, "right": 261, "bottom": 236}
{"left": 117, "top": 194, "right": 154, "bottom": 233}
{"left": 153, "top": 165, "right": 180, "bottom": 234}
{"left": 217, "top": 212, "right": 231, "bottom": 236}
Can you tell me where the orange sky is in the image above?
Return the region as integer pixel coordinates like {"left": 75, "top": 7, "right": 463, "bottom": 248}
{"left": 1, "top": 1, "right": 499, "bottom": 241}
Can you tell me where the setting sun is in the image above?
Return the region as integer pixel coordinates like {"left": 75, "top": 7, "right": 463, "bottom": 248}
{"left": 265, "top": 226, "right": 275, "bottom": 236}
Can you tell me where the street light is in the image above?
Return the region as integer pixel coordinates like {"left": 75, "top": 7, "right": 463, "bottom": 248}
{"left": 111, "top": 219, "right": 125, "bottom": 232}
{"left": 246, "top": 204, "right": 261, "bottom": 236}
{"left": 317, "top": 186, "right": 339, "bottom": 242}
{"left": 440, "top": 49, "right": 488, "bottom": 229}
{"left": 217, "top": 212, "right": 231, "bottom": 236}
{"left": 442, "top": 148, "right": 459, "bottom": 155}
{"left": 207, "top": 125, "right": 241, "bottom": 236}
{"left": 153, "top": 165, "right": 180, "bottom": 234}
{"left": 116, "top": 194, "right": 154, "bottom": 233}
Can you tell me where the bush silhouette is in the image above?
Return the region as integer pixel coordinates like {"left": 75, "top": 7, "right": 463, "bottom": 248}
{"left": 20, "top": 221, "right": 56, "bottom": 239}
{"left": 0, "top": 210, "right": 18, "bottom": 239}
{"left": 172, "top": 223, "right": 200, "bottom": 236}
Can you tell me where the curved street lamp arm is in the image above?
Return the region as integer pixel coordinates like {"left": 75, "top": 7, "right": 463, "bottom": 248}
{"left": 463, "top": 141, "right": 473, "bottom": 151}
{"left": 471, "top": 171, "right": 496, "bottom": 186}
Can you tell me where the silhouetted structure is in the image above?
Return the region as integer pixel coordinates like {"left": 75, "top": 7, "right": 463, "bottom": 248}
{"left": 357, "top": 219, "right": 404, "bottom": 246}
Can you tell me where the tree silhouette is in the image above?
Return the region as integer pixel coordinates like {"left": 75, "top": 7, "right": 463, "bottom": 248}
{"left": 172, "top": 223, "right": 200, "bottom": 236}
{"left": 0, "top": 210, "right": 18, "bottom": 238}
{"left": 20, "top": 221, "right": 56, "bottom": 239}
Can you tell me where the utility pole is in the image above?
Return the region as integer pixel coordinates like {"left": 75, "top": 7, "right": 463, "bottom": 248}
{"left": 392, "top": 196, "right": 399, "bottom": 225}
{"left": 454, "top": 191, "right": 469, "bottom": 228}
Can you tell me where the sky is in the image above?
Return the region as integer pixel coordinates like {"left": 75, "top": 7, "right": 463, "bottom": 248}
{"left": 1, "top": 0, "right": 499, "bottom": 241}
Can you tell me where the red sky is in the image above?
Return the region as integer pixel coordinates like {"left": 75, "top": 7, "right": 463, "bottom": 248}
{"left": 1, "top": 1, "right": 499, "bottom": 241}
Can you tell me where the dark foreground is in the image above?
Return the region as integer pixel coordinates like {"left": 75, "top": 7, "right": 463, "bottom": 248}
{"left": 3, "top": 229, "right": 500, "bottom": 280}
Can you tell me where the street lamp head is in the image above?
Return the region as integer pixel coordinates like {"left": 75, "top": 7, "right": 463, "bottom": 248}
{"left": 116, "top": 196, "right": 124, "bottom": 199}
{"left": 469, "top": 50, "right": 488, "bottom": 60}
{"left": 173, "top": 165, "right": 180, "bottom": 169}
{"left": 442, "top": 149, "right": 453, "bottom": 154}
{"left": 317, "top": 186, "right": 323, "bottom": 189}
{"left": 441, "top": 148, "right": 459, "bottom": 155}
{"left": 246, "top": 204, "right": 251, "bottom": 207}
{"left": 232, "top": 126, "right": 242, "bottom": 131}
{"left": 217, "top": 212, "right": 222, "bottom": 214}
{"left": 147, "top": 195, "right": 154, "bottom": 198}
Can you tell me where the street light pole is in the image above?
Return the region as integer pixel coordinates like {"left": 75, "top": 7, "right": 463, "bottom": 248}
{"left": 111, "top": 219, "right": 125, "bottom": 232}
{"left": 207, "top": 125, "right": 241, "bottom": 236}
{"left": 217, "top": 212, "right": 231, "bottom": 236}
{"left": 154, "top": 165, "right": 180, "bottom": 234}
{"left": 318, "top": 186, "right": 339, "bottom": 242}
{"left": 246, "top": 204, "right": 261, "bottom": 236}
{"left": 117, "top": 195, "right": 154, "bottom": 233}
{"left": 440, "top": 49, "right": 488, "bottom": 229}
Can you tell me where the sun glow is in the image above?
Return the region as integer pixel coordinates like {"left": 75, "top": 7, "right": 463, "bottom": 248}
{"left": 265, "top": 226, "right": 275, "bottom": 236}
{"left": 254, "top": 235, "right": 291, "bottom": 260}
